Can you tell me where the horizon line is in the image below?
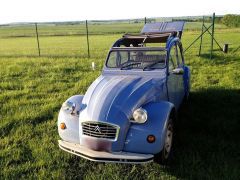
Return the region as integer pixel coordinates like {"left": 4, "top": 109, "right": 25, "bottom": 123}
{"left": 1, "top": 13, "right": 236, "bottom": 25}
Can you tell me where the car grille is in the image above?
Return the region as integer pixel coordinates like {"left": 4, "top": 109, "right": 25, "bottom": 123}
{"left": 82, "top": 122, "right": 118, "bottom": 140}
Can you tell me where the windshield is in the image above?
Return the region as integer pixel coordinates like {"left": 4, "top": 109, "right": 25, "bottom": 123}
{"left": 106, "top": 49, "right": 166, "bottom": 70}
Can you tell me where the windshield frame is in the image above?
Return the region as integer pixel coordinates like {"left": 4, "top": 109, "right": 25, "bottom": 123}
{"left": 105, "top": 47, "right": 167, "bottom": 70}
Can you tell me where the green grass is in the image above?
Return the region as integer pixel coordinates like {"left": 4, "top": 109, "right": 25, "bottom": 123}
{"left": 0, "top": 25, "right": 240, "bottom": 179}
{"left": 0, "top": 22, "right": 227, "bottom": 38}
{"left": 0, "top": 34, "right": 120, "bottom": 57}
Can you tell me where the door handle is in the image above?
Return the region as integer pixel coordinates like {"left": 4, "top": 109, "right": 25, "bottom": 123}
{"left": 172, "top": 68, "right": 184, "bottom": 75}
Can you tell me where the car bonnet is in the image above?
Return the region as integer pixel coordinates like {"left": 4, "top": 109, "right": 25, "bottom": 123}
{"left": 79, "top": 74, "right": 166, "bottom": 151}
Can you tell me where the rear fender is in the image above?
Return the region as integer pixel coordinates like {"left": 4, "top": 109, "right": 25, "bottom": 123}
{"left": 123, "top": 101, "right": 175, "bottom": 154}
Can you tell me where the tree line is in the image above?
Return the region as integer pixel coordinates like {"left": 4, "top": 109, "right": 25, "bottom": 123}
{"left": 221, "top": 14, "right": 240, "bottom": 27}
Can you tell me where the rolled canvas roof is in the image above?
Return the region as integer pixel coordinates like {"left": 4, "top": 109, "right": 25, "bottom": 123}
{"left": 122, "top": 33, "right": 172, "bottom": 43}
{"left": 113, "top": 21, "right": 185, "bottom": 47}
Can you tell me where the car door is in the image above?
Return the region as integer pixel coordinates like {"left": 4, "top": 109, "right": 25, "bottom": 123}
{"left": 167, "top": 42, "right": 185, "bottom": 109}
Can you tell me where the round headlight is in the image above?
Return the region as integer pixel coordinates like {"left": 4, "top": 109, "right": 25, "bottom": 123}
{"left": 132, "top": 108, "right": 148, "bottom": 124}
{"left": 62, "top": 101, "right": 76, "bottom": 115}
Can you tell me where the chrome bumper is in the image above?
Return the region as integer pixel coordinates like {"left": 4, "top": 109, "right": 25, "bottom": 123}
{"left": 58, "top": 140, "right": 154, "bottom": 164}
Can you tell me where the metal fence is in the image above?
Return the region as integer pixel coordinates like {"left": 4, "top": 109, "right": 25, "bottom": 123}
{"left": 0, "top": 20, "right": 144, "bottom": 58}
{"left": 0, "top": 16, "right": 227, "bottom": 58}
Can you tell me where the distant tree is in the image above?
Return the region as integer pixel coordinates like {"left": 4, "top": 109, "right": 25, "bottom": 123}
{"left": 221, "top": 14, "right": 240, "bottom": 27}
{"left": 214, "top": 17, "right": 223, "bottom": 24}
{"left": 134, "top": 20, "right": 139, "bottom": 23}
{"left": 146, "top": 18, "right": 156, "bottom": 23}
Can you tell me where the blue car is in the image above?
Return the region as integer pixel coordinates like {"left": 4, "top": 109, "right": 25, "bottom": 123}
{"left": 58, "top": 21, "right": 190, "bottom": 164}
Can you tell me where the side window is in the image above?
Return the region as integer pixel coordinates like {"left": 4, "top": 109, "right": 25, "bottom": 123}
{"left": 169, "top": 44, "right": 179, "bottom": 71}
{"left": 108, "top": 52, "right": 117, "bottom": 67}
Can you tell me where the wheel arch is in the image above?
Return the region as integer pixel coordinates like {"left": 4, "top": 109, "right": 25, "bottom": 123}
{"left": 123, "top": 101, "right": 176, "bottom": 154}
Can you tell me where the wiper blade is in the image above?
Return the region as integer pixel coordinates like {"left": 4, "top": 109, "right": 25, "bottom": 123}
{"left": 143, "top": 60, "right": 163, "bottom": 71}
{"left": 120, "top": 62, "right": 141, "bottom": 70}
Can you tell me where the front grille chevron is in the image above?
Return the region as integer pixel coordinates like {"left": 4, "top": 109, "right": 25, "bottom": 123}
{"left": 82, "top": 122, "right": 119, "bottom": 140}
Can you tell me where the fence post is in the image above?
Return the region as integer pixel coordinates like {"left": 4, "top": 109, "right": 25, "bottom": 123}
{"left": 35, "top": 23, "right": 41, "bottom": 57}
{"left": 199, "top": 16, "right": 204, "bottom": 56}
{"left": 210, "top": 13, "right": 215, "bottom": 59}
{"left": 86, "top": 20, "right": 90, "bottom": 58}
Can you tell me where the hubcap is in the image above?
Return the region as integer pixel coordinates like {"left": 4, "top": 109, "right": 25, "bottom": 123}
{"left": 163, "top": 122, "right": 173, "bottom": 159}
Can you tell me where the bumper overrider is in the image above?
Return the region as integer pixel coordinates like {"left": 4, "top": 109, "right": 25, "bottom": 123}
{"left": 58, "top": 140, "right": 154, "bottom": 163}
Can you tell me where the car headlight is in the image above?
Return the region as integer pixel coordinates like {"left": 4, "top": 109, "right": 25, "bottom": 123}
{"left": 131, "top": 107, "right": 148, "bottom": 124}
{"left": 62, "top": 101, "right": 76, "bottom": 115}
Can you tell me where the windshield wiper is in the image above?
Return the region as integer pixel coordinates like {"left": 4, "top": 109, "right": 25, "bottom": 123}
{"left": 143, "top": 60, "right": 164, "bottom": 71}
{"left": 120, "top": 62, "right": 141, "bottom": 70}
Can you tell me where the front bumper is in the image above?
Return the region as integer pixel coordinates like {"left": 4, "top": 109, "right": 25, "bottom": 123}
{"left": 58, "top": 140, "right": 154, "bottom": 164}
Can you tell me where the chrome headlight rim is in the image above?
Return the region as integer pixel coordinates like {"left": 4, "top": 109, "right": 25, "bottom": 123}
{"left": 131, "top": 107, "right": 148, "bottom": 124}
{"left": 61, "top": 100, "right": 76, "bottom": 115}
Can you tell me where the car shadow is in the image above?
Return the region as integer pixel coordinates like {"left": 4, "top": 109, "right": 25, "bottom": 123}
{"left": 167, "top": 88, "right": 240, "bottom": 179}
{"left": 64, "top": 88, "right": 240, "bottom": 179}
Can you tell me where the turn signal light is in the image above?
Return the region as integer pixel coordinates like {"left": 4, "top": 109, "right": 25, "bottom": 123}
{"left": 147, "top": 135, "right": 155, "bottom": 143}
{"left": 60, "top": 123, "right": 66, "bottom": 130}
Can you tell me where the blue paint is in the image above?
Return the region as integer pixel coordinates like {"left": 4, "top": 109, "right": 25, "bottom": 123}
{"left": 183, "top": 66, "right": 191, "bottom": 96}
{"left": 123, "top": 102, "right": 174, "bottom": 154}
{"left": 58, "top": 21, "right": 190, "bottom": 159}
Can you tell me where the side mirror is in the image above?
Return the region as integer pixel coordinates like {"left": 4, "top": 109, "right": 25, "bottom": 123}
{"left": 172, "top": 67, "right": 184, "bottom": 75}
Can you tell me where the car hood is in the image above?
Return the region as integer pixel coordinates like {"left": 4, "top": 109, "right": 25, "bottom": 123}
{"left": 80, "top": 74, "right": 166, "bottom": 121}
{"left": 79, "top": 74, "right": 166, "bottom": 151}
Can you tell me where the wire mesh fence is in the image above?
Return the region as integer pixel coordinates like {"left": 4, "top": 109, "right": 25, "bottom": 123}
{"left": 0, "top": 18, "right": 228, "bottom": 58}
{"left": 0, "top": 21, "right": 144, "bottom": 58}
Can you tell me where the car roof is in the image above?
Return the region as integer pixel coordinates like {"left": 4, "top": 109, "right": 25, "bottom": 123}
{"left": 112, "top": 21, "right": 185, "bottom": 49}
{"left": 141, "top": 21, "right": 185, "bottom": 38}
{"left": 122, "top": 33, "right": 173, "bottom": 43}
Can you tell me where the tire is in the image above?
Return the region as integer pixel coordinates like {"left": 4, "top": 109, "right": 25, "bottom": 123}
{"left": 154, "top": 115, "right": 174, "bottom": 165}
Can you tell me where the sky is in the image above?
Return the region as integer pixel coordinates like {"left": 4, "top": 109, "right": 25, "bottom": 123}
{"left": 0, "top": 0, "right": 239, "bottom": 24}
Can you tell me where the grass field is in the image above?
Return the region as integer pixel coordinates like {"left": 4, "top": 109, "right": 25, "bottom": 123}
{"left": 0, "top": 23, "right": 240, "bottom": 179}
{"left": 0, "top": 22, "right": 227, "bottom": 38}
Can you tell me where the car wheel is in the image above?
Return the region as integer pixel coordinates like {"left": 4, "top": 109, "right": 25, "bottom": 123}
{"left": 154, "top": 117, "right": 174, "bottom": 165}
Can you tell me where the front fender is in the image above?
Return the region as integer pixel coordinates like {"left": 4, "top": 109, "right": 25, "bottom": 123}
{"left": 58, "top": 95, "right": 84, "bottom": 143}
{"left": 123, "top": 101, "right": 175, "bottom": 154}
